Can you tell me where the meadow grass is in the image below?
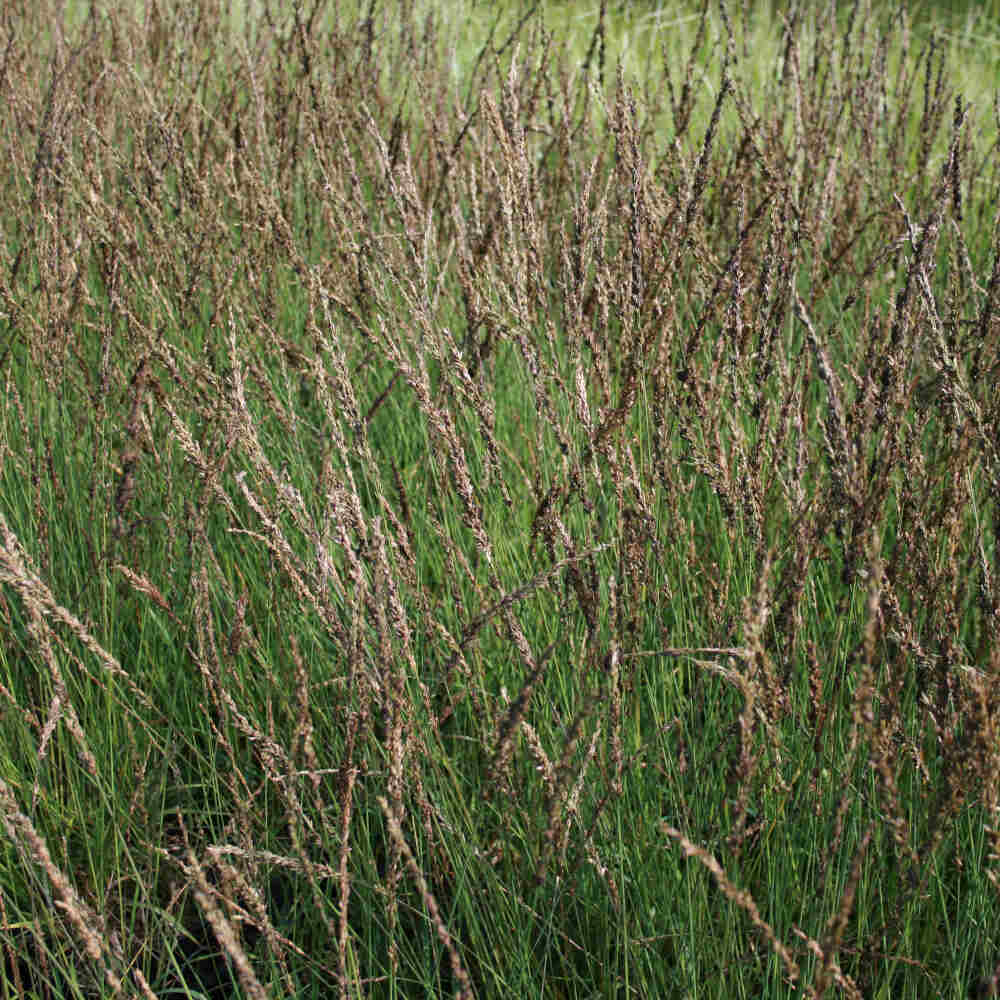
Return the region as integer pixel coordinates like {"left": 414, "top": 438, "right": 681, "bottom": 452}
{"left": 1, "top": 0, "right": 999, "bottom": 997}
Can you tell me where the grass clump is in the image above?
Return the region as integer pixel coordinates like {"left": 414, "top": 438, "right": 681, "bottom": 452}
{"left": 1, "top": 0, "right": 999, "bottom": 997}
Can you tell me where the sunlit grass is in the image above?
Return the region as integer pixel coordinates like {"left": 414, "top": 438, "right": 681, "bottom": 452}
{"left": 1, "top": 1, "right": 999, "bottom": 997}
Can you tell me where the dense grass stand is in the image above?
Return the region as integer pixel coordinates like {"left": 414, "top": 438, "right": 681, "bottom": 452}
{"left": 1, "top": 1, "right": 999, "bottom": 996}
